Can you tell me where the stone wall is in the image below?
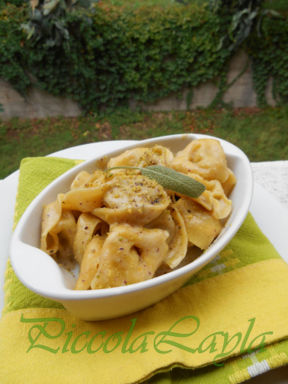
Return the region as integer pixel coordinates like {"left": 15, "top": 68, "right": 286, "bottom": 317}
{"left": 0, "top": 51, "right": 275, "bottom": 120}
{"left": 132, "top": 51, "right": 275, "bottom": 111}
{"left": 0, "top": 81, "right": 81, "bottom": 120}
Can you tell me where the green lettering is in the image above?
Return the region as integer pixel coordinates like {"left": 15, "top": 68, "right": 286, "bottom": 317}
{"left": 197, "top": 332, "right": 223, "bottom": 354}
{"left": 214, "top": 331, "right": 242, "bottom": 363}
{"left": 128, "top": 331, "right": 155, "bottom": 353}
{"left": 71, "top": 331, "right": 91, "bottom": 354}
{"left": 121, "top": 318, "right": 137, "bottom": 353}
{"left": 154, "top": 315, "right": 199, "bottom": 354}
{"left": 62, "top": 324, "right": 76, "bottom": 353}
{"left": 246, "top": 332, "right": 274, "bottom": 354}
{"left": 20, "top": 314, "right": 65, "bottom": 354}
{"left": 86, "top": 331, "right": 106, "bottom": 354}
{"left": 240, "top": 318, "right": 256, "bottom": 353}
{"left": 103, "top": 332, "right": 123, "bottom": 353}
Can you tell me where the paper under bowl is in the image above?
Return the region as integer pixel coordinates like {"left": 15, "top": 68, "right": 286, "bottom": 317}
{"left": 10, "top": 134, "right": 253, "bottom": 320}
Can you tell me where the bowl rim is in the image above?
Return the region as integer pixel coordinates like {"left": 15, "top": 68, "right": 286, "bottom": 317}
{"left": 10, "top": 133, "right": 253, "bottom": 301}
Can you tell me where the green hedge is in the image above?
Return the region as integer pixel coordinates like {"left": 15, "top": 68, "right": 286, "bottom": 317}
{"left": 1, "top": 0, "right": 26, "bottom": 6}
{"left": 247, "top": 16, "right": 288, "bottom": 105}
{"left": 0, "top": 2, "right": 287, "bottom": 112}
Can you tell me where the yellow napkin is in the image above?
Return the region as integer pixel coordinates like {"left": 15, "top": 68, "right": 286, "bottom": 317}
{"left": 1, "top": 156, "right": 288, "bottom": 384}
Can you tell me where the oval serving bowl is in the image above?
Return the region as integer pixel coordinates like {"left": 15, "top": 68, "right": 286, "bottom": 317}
{"left": 10, "top": 134, "right": 253, "bottom": 321}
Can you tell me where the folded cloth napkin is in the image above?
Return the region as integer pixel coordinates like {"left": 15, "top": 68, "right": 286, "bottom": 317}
{"left": 1, "top": 157, "right": 288, "bottom": 384}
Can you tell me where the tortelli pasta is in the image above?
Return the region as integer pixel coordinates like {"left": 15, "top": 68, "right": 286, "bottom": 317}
{"left": 40, "top": 139, "right": 236, "bottom": 290}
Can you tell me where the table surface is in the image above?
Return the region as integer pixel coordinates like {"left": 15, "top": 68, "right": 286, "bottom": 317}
{"left": 251, "top": 161, "right": 288, "bottom": 210}
{"left": 247, "top": 161, "right": 288, "bottom": 384}
{"left": 1, "top": 156, "right": 288, "bottom": 384}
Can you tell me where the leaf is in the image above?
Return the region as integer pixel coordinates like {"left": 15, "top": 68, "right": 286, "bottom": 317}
{"left": 107, "top": 165, "right": 206, "bottom": 198}
{"left": 141, "top": 165, "right": 206, "bottom": 198}
{"left": 30, "top": 0, "right": 39, "bottom": 12}
{"left": 43, "top": 0, "right": 61, "bottom": 16}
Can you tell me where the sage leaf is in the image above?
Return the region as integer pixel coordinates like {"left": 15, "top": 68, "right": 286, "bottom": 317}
{"left": 107, "top": 165, "right": 205, "bottom": 198}
{"left": 141, "top": 165, "right": 205, "bottom": 198}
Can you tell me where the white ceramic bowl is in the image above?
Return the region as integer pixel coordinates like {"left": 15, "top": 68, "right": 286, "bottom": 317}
{"left": 10, "top": 134, "right": 253, "bottom": 321}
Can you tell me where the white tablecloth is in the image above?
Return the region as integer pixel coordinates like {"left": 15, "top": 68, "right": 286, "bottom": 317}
{"left": 245, "top": 161, "right": 288, "bottom": 383}
{"left": 251, "top": 161, "right": 288, "bottom": 210}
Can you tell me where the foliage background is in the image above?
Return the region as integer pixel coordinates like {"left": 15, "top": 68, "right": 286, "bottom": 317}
{"left": 1, "top": 1, "right": 288, "bottom": 178}
{"left": 0, "top": 0, "right": 288, "bottom": 112}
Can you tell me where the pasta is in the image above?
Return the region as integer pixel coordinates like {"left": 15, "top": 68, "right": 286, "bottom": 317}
{"left": 107, "top": 145, "right": 174, "bottom": 169}
{"left": 173, "top": 198, "right": 222, "bottom": 250}
{"left": 171, "top": 138, "right": 231, "bottom": 184}
{"left": 147, "top": 207, "right": 188, "bottom": 269}
{"left": 40, "top": 138, "right": 236, "bottom": 290}
{"left": 90, "top": 224, "right": 169, "bottom": 289}
{"left": 92, "top": 172, "right": 170, "bottom": 225}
